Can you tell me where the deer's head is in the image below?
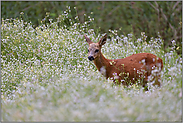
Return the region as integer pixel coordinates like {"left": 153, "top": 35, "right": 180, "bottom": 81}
{"left": 84, "top": 34, "right": 107, "bottom": 61}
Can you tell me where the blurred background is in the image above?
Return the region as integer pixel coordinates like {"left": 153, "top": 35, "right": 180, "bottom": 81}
{"left": 1, "top": 1, "right": 182, "bottom": 55}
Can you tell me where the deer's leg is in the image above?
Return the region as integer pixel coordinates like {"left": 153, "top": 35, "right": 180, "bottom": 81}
{"left": 152, "top": 74, "right": 161, "bottom": 87}
{"left": 142, "top": 77, "right": 149, "bottom": 91}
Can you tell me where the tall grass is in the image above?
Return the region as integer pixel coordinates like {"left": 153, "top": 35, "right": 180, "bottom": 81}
{"left": 1, "top": 7, "right": 182, "bottom": 121}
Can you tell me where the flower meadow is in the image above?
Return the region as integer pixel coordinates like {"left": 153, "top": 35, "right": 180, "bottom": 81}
{"left": 1, "top": 8, "right": 182, "bottom": 122}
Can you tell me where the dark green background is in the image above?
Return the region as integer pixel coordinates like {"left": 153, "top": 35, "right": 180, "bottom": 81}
{"left": 1, "top": 1, "right": 182, "bottom": 55}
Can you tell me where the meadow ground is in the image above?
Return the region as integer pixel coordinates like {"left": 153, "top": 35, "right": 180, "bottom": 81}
{"left": 1, "top": 8, "right": 182, "bottom": 121}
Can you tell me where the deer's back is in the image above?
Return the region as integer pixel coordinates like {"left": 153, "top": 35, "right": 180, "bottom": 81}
{"left": 107, "top": 53, "right": 163, "bottom": 85}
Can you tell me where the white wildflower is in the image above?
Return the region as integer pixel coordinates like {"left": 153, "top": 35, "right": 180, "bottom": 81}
{"left": 100, "top": 66, "right": 106, "bottom": 76}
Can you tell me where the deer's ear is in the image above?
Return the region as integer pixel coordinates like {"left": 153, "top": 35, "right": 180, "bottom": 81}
{"left": 84, "top": 34, "right": 93, "bottom": 44}
{"left": 99, "top": 34, "right": 107, "bottom": 46}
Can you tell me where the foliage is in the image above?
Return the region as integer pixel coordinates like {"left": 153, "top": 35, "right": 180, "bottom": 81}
{"left": 1, "top": 7, "right": 182, "bottom": 122}
{"left": 1, "top": 1, "right": 182, "bottom": 55}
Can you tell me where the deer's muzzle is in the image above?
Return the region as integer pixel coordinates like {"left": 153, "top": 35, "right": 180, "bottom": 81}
{"left": 88, "top": 56, "right": 94, "bottom": 61}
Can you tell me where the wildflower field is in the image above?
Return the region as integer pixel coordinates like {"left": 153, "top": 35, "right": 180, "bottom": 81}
{"left": 1, "top": 8, "right": 182, "bottom": 121}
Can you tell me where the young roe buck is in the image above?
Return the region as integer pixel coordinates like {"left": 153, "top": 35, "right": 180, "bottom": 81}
{"left": 84, "top": 34, "right": 163, "bottom": 89}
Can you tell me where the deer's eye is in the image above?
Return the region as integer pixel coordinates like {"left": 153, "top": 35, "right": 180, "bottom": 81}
{"left": 95, "top": 49, "right": 99, "bottom": 53}
{"left": 88, "top": 49, "right": 89, "bottom": 52}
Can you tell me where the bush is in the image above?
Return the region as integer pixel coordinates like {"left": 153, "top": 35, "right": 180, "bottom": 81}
{"left": 1, "top": 7, "right": 182, "bottom": 121}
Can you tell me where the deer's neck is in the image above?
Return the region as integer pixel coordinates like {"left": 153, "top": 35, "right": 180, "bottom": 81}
{"left": 93, "top": 53, "right": 111, "bottom": 77}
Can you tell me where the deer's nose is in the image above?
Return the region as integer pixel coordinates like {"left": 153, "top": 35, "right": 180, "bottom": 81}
{"left": 88, "top": 56, "right": 94, "bottom": 61}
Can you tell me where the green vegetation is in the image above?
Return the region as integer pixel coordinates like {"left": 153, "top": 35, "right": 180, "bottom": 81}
{"left": 1, "top": 6, "right": 182, "bottom": 121}
{"left": 1, "top": 1, "right": 182, "bottom": 55}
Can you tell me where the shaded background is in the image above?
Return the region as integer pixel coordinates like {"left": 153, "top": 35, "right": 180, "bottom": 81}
{"left": 1, "top": 1, "right": 182, "bottom": 55}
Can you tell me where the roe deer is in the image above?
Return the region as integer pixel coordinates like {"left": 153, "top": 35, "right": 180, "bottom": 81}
{"left": 84, "top": 34, "right": 163, "bottom": 89}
